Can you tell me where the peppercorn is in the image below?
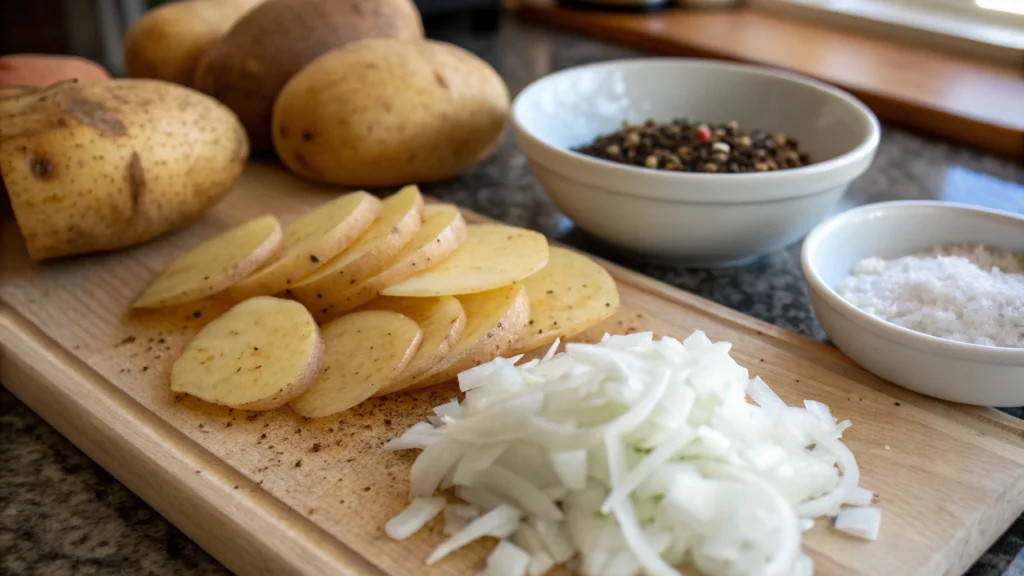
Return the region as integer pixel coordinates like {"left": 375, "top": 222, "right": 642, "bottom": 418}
{"left": 574, "top": 118, "right": 812, "bottom": 174}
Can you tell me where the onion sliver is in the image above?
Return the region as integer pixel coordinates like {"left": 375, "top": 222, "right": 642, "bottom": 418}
{"left": 427, "top": 504, "right": 521, "bottom": 565}
{"left": 386, "top": 498, "right": 446, "bottom": 540}
{"left": 835, "top": 506, "right": 882, "bottom": 540}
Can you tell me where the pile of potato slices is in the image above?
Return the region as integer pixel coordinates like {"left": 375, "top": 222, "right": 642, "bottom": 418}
{"left": 134, "top": 186, "right": 620, "bottom": 419}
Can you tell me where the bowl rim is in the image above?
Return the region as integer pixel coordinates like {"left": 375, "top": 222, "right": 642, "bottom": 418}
{"left": 801, "top": 200, "right": 1024, "bottom": 364}
{"left": 511, "top": 58, "right": 881, "bottom": 204}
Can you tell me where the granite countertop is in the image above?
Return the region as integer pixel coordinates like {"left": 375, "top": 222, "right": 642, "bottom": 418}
{"left": 2, "top": 12, "right": 1024, "bottom": 576}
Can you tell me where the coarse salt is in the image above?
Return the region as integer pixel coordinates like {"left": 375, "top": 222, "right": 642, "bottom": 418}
{"left": 835, "top": 245, "right": 1024, "bottom": 348}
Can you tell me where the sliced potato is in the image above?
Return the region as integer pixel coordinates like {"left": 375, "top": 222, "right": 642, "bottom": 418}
{"left": 381, "top": 224, "right": 549, "bottom": 297}
{"left": 170, "top": 296, "right": 323, "bottom": 410}
{"left": 365, "top": 296, "right": 467, "bottom": 396}
{"left": 133, "top": 215, "right": 282, "bottom": 308}
{"left": 290, "top": 186, "right": 424, "bottom": 321}
{"left": 228, "top": 191, "right": 380, "bottom": 300}
{"left": 404, "top": 284, "right": 529, "bottom": 391}
{"left": 510, "top": 247, "right": 619, "bottom": 355}
{"left": 289, "top": 310, "right": 422, "bottom": 418}
{"left": 294, "top": 203, "right": 466, "bottom": 318}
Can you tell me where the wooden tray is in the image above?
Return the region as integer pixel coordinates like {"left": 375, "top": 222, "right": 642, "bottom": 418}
{"left": 518, "top": 0, "right": 1024, "bottom": 161}
{"left": 3, "top": 163, "right": 1024, "bottom": 576}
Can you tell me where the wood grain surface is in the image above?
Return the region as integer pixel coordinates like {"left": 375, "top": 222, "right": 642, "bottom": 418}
{"left": 3, "top": 162, "right": 1024, "bottom": 576}
{"left": 519, "top": 0, "right": 1024, "bottom": 161}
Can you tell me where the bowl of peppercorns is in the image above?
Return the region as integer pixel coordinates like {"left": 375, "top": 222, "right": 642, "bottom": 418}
{"left": 511, "top": 58, "right": 880, "bottom": 267}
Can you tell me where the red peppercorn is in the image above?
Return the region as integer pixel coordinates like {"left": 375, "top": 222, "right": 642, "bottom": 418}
{"left": 696, "top": 126, "right": 712, "bottom": 142}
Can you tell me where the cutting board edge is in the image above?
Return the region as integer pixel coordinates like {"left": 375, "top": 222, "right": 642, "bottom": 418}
{"left": 0, "top": 303, "right": 383, "bottom": 576}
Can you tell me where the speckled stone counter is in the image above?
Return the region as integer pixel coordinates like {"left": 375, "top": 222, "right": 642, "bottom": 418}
{"left": 2, "top": 13, "right": 1023, "bottom": 576}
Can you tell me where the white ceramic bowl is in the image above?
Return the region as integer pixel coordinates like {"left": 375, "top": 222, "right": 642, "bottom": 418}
{"left": 802, "top": 201, "right": 1024, "bottom": 407}
{"left": 511, "top": 59, "right": 880, "bottom": 267}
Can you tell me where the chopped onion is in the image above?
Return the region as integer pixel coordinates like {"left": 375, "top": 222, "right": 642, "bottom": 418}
{"left": 427, "top": 504, "right": 521, "bottom": 565}
{"left": 477, "top": 465, "right": 563, "bottom": 521}
{"left": 549, "top": 450, "right": 588, "bottom": 491}
{"left": 486, "top": 541, "right": 531, "bottom": 576}
{"left": 844, "top": 486, "right": 874, "bottom": 507}
{"left": 384, "top": 422, "right": 439, "bottom": 451}
{"left": 434, "top": 399, "right": 462, "bottom": 421}
{"left": 455, "top": 485, "right": 506, "bottom": 511}
{"left": 385, "top": 497, "right": 446, "bottom": 540}
{"left": 532, "top": 518, "right": 575, "bottom": 563}
{"left": 409, "top": 437, "right": 465, "bottom": 498}
{"left": 387, "top": 331, "right": 878, "bottom": 575}
{"left": 528, "top": 550, "right": 555, "bottom": 576}
{"left": 835, "top": 506, "right": 882, "bottom": 540}
{"left": 443, "top": 503, "right": 480, "bottom": 535}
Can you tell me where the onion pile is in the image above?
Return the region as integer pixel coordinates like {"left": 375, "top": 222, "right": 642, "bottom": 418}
{"left": 385, "top": 331, "right": 881, "bottom": 575}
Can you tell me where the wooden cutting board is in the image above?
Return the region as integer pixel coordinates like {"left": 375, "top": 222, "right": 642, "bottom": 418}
{"left": 3, "top": 162, "right": 1024, "bottom": 576}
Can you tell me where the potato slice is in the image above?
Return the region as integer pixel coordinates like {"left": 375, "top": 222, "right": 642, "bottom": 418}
{"left": 132, "top": 215, "right": 282, "bottom": 308}
{"left": 381, "top": 224, "right": 549, "bottom": 297}
{"left": 365, "top": 296, "right": 467, "bottom": 396}
{"left": 510, "top": 246, "right": 620, "bottom": 355}
{"left": 170, "top": 296, "right": 323, "bottom": 410}
{"left": 293, "top": 203, "right": 466, "bottom": 319}
{"left": 228, "top": 191, "right": 380, "bottom": 300}
{"left": 403, "top": 284, "right": 529, "bottom": 392}
{"left": 290, "top": 186, "right": 424, "bottom": 321}
{"left": 289, "top": 310, "right": 422, "bottom": 418}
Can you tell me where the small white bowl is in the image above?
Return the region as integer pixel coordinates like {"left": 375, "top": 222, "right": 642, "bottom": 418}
{"left": 802, "top": 201, "right": 1024, "bottom": 407}
{"left": 511, "top": 58, "right": 880, "bottom": 267}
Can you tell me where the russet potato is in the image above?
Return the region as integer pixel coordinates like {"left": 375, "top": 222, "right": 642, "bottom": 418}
{"left": 123, "top": 0, "right": 265, "bottom": 86}
{"left": 195, "top": 0, "right": 423, "bottom": 153}
{"left": 0, "top": 79, "right": 248, "bottom": 260}
{"left": 0, "top": 54, "right": 109, "bottom": 88}
{"left": 273, "top": 38, "right": 509, "bottom": 186}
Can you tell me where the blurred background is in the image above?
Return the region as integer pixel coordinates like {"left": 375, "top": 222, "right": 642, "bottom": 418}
{"left": 0, "top": 0, "right": 504, "bottom": 75}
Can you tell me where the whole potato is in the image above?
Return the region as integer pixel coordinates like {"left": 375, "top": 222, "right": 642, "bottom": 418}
{"left": 123, "top": 0, "right": 265, "bottom": 86}
{"left": 0, "top": 54, "right": 109, "bottom": 88}
{"left": 195, "top": 0, "right": 424, "bottom": 153}
{"left": 273, "top": 39, "right": 509, "bottom": 187}
{"left": 0, "top": 80, "right": 248, "bottom": 260}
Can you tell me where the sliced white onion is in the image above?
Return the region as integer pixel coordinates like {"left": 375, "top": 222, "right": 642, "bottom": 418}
{"left": 477, "top": 465, "right": 563, "bottom": 521}
{"left": 427, "top": 504, "right": 521, "bottom": 565}
{"left": 835, "top": 506, "right": 882, "bottom": 540}
{"left": 409, "top": 437, "right": 466, "bottom": 498}
{"left": 844, "top": 486, "right": 874, "bottom": 507}
{"left": 795, "top": 434, "right": 859, "bottom": 518}
{"left": 443, "top": 503, "right": 480, "bottom": 536}
{"left": 527, "top": 550, "right": 555, "bottom": 576}
{"left": 542, "top": 338, "right": 561, "bottom": 362}
{"left": 456, "top": 485, "right": 506, "bottom": 511}
{"left": 747, "top": 377, "right": 786, "bottom": 412}
{"left": 385, "top": 497, "right": 446, "bottom": 540}
{"left": 486, "top": 541, "right": 530, "bottom": 576}
{"left": 434, "top": 399, "right": 462, "bottom": 421}
{"left": 601, "top": 423, "right": 696, "bottom": 515}
{"left": 543, "top": 484, "right": 570, "bottom": 502}
{"left": 549, "top": 450, "right": 588, "bottom": 491}
{"left": 387, "top": 331, "right": 878, "bottom": 575}
{"left": 384, "top": 421, "right": 439, "bottom": 451}
{"left": 531, "top": 517, "right": 575, "bottom": 563}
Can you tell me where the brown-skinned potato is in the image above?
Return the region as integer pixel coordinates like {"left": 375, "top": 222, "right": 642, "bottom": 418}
{"left": 273, "top": 38, "right": 509, "bottom": 186}
{"left": 0, "top": 79, "right": 248, "bottom": 260}
{"left": 194, "top": 0, "right": 423, "bottom": 153}
{"left": 123, "top": 0, "right": 265, "bottom": 86}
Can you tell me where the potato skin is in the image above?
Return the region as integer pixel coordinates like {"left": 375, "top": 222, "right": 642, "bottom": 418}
{"left": 123, "top": 0, "right": 265, "bottom": 86}
{"left": 194, "top": 0, "right": 423, "bottom": 153}
{"left": 0, "top": 54, "right": 109, "bottom": 88}
{"left": 273, "top": 38, "right": 509, "bottom": 187}
{"left": 0, "top": 79, "right": 248, "bottom": 260}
